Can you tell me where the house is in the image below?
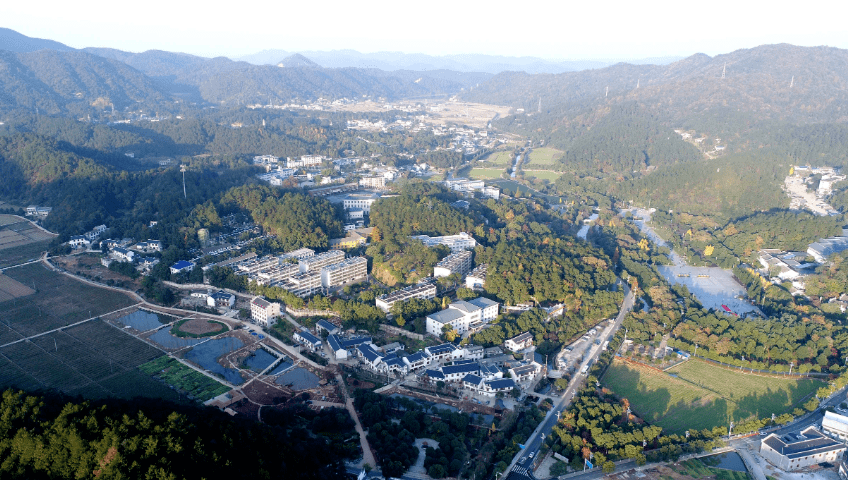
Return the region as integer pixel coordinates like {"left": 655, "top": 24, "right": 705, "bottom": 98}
{"left": 403, "top": 351, "right": 431, "bottom": 371}
{"left": 425, "top": 368, "right": 446, "bottom": 382}
{"left": 316, "top": 319, "right": 340, "bottom": 335}
{"left": 440, "top": 362, "right": 482, "bottom": 382}
{"left": 135, "top": 240, "right": 163, "bottom": 253}
{"left": 207, "top": 290, "right": 235, "bottom": 309}
{"left": 462, "top": 344, "right": 484, "bottom": 360}
{"left": 294, "top": 330, "right": 322, "bottom": 351}
{"left": 381, "top": 342, "right": 405, "bottom": 354}
{"left": 137, "top": 257, "right": 159, "bottom": 269}
{"left": 504, "top": 332, "right": 534, "bottom": 352}
{"left": 68, "top": 236, "right": 90, "bottom": 248}
{"left": 760, "top": 427, "right": 846, "bottom": 470}
{"left": 251, "top": 297, "right": 281, "bottom": 327}
{"left": 327, "top": 335, "right": 372, "bottom": 360}
{"left": 380, "top": 354, "right": 409, "bottom": 375}
{"left": 509, "top": 363, "right": 541, "bottom": 383}
{"left": 425, "top": 343, "right": 458, "bottom": 362}
{"left": 357, "top": 343, "right": 384, "bottom": 370}
{"left": 170, "top": 260, "right": 195, "bottom": 275}
{"left": 111, "top": 247, "right": 136, "bottom": 263}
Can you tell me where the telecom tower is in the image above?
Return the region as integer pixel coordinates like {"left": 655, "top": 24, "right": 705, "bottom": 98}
{"left": 790, "top": 76, "right": 795, "bottom": 88}
{"left": 605, "top": 86, "right": 609, "bottom": 97}
{"left": 636, "top": 79, "right": 640, "bottom": 89}
{"left": 538, "top": 97, "right": 541, "bottom": 113}
{"left": 722, "top": 63, "right": 726, "bottom": 79}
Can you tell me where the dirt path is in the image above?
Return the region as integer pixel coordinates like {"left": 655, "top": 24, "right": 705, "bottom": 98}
{"left": 336, "top": 373, "right": 377, "bottom": 469}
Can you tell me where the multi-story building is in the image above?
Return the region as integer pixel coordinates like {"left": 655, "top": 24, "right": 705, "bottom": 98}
{"left": 760, "top": 427, "right": 846, "bottom": 470}
{"left": 509, "top": 363, "right": 541, "bottom": 382}
{"left": 411, "top": 232, "right": 477, "bottom": 252}
{"left": 170, "top": 260, "right": 195, "bottom": 275}
{"left": 299, "top": 250, "right": 345, "bottom": 273}
{"left": 440, "top": 178, "right": 500, "bottom": 199}
{"left": 342, "top": 193, "right": 380, "bottom": 214}
{"left": 466, "top": 264, "right": 487, "bottom": 290}
{"left": 433, "top": 250, "right": 473, "bottom": 278}
{"left": 207, "top": 290, "right": 235, "bottom": 309}
{"left": 425, "top": 297, "right": 500, "bottom": 337}
{"left": 504, "top": 332, "right": 533, "bottom": 351}
{"left": 294, "top": 330, "right": 323, "bottom": 351}
{"left": 278, "top": 271, "right": 322, "bottom": 297}
{"left": 255, "top": 264, "right": 300, "bottom": 286}
{"left": 376, "top": 283, "right": 438, "bottom": 313}
{"left": 286, "top": 155, "right": 325, "bottom": 168}
{"left": 321, "top": 256, "right": 367, "bottom": 288}
{"left": 236, "top": 255, "right": 281, "bottom": 275}
{"left": 822, "top": 411, "right": 848, "bottom": 441}
{"left": 280, "top": 248, "right": 315, "bottom": 261}
{"left": 257, "top": 168, "right": 296, "bottom": 186}
{"left": 251, "top": 297, "right": 281, "bottom": 326}
{"left": 359, "top": 176, "right": 387, "bottom": 189}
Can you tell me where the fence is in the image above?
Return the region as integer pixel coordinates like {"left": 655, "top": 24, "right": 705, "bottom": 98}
{"left": 379, "top": 324, "right": 424, "bottom": 341}
{"left": 285, "top": 306, "right": 336, "bottom": 317}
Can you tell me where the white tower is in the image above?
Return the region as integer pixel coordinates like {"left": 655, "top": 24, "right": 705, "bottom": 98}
{"left": 790, "top": 76, "right": 794, "bottom": 88}
{"left": 722, "top": 63, "right": 726, "bottom": 79}
{"left": 605, "top": 86, "right": 609, "bottom": 97}
{"left": 180, "top": 165, "right": 187, "bottom": 199}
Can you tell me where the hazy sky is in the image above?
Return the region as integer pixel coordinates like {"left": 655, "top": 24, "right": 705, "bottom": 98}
{"left": 4, "top": 0, "right": 848, "bottom": 60}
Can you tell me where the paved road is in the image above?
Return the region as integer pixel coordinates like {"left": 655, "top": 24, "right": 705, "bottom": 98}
{"left": 504, "top": 285, "right": 636, "bottom": 477}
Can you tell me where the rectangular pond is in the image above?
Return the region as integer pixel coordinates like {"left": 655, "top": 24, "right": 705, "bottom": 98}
{"left": 116, "top": 310, "right": 169, "bottom": 331}
{"left": 184, "top": 337, "right": 246, "bottom": 385}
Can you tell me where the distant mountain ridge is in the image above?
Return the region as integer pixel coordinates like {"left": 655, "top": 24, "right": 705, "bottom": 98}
{"left": 0, "top": 27, "right": 75, "bottom": 53}
{"left": 237, "top": 49, "right": 683, "bottom": 74}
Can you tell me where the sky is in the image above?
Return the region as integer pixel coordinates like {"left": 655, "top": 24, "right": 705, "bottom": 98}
{"left": 4, "top": 0, "right": 848, "bottom": 61}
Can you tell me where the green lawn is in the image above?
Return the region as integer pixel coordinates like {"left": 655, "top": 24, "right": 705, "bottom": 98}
{"left": 480, "top": 151, "right": 513, "bottom": 166}
{"left": 601, "top": 358, "right": 822, "bottom": 433}
{"left": 675, "top": 457, "right": 749, "bottom": 480}
{"left": 525, "top": 147, "right": 563, "bottom": 166}
{"left": 139, "top": 356, "right": 231, "bottom": 402}
{"left": 523, "top": 170, "right": 563, "bottom": 181}
{"left": 469, "top": 168, "right": 506, "bottom": 180}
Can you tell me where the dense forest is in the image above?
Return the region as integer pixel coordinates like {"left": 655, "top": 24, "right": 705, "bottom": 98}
{"left": 0, "top": 389, "right": 353, "bottom": 479}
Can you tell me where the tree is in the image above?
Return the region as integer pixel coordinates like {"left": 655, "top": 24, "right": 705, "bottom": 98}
{"left": 602, "top": 461, "right": 616, "bottom": 473}
{"left": 442, "top": 324, "right": 458, "bottom": 342}
{"left": 511, "top": 387, "right": 522, "bottom": 398}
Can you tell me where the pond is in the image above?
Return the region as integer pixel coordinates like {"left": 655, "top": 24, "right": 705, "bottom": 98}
{"left": 702, "top": 452, "right": 747, "bottom": 472}
{"left": 269, "top": 360, "right": 293, "bottom": 375}
{"left": 116, "top": 310, "right": 169, "bottom": 331}
{"left": 185, "top": 337, "right": 246, "bottom": 385}
{"left": 148, "top": 328, "right": 204, "bottom": 349}
{"left": 275, "top": 367, "right": 320, "bottom": 390}
{"left": 243, "top": 349, "right": 277, "bottom": 373}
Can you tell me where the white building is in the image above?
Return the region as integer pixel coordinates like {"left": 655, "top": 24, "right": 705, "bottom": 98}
{"left": 321, "top": 256, "right": 368, "bottom": 288}
{"left": 433, "top": 250, "right": 473, "bottom": 278}
{"left": 376, "top": 283, "right": 438, "bottom": 313}
{"left": 278, "top": 271, "right": 323, "bottom": 297}
{"left": 808, "top": 229, "right": 848, "bottom": 263}
{"left": 251, "top": 297, "right": 281, "bottom": 326}
{"left": 466, "top": 264, "right": 487, "bottom": 290}
{"left": 359, "top": 176, "right": 387, "bottom": 189}
{"left": 68, "top": 236, "right": 90, "bottom": 248}
{"left": 411, "top": 232, "right": 477, "bottom": 253}
{"left": 280, "top": 248, "right": 316, "bottom": 261}
{"left": 258, "top": 168, "right": 296, "bottom": 186}
{"left": 425, "top": 297, "right": 499, "bottom": 337}
{"left": 207, "top": 290, "right": 235, "bottom": 309}
{"left": 441, "top": 178, "right": 500, "bottom": 200}
{"left": 255, "top": 264, "right": 300, "bottom": 286}
{"left": 504, "top": 332, "right": 533, "bottom": 351}
{"left": 760, "top": 427, "right": 845, "bottom": 470}
{"left": 342, "top": 193, "right": 380, "bottom": 214}
{"left": 286, "top": 155, "right": 325, "bottom": 168}
{"left": 823, "top": 411, "right": 848, "bottom": 441}
{"left": 300, "top": 250, "right": 345, "bottom": 273}
{"left": 294, "top": 330, "right": 323, "bottom": 351}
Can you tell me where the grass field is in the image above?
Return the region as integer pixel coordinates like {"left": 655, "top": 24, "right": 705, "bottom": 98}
{"left": 139, "top": 356, "right": 230, "bottom": 402}
{"left": 523, "top": 170, "right": 564, "bottom": 181}
{"left": 601, "top": 358, "right": 823, "bottom": 433}
{"left": 0, "top": 263, "right": 137, "bottom": 339}
{"left": 525, "top": 147, "right": 563, "bottom": 166}
{"left": 675, "top": 456, "right": 749, "bottom": 480}
{"left": 480, "top": 151, "right": 513, "bottom": 166}
{"left": 469, "top": 168, "right": 506, "bottom": 180}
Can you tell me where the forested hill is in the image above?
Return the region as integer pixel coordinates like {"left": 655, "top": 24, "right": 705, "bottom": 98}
{"left": 463, "top": 44, "right": 848, "bottom": 125}
{"left": 0, "top": 49, "right": 171, "bottom": 115}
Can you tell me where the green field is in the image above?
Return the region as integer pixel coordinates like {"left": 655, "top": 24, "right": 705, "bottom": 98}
{"left": 480, "top": 151, "right": 513, "bottom": 166}
{"left": 0, "top": 240, "right": 52, "bottom": 269}
{"left": 601, "top": 358, "right": 822, "bottom": 433}
{"left": 139, "top": 356, "right": 230, "bottom": 402}
{"left": 675, "top": 456, "right": 749, "bottom": 480}
{"left": 469, "top": 168, "right": 506, "bottom": 180}
{"left": 525, "top": 147, "right": 563, "bottom": 166}
{"left": 524, "top": 170, "right": 563, "bottom": 181}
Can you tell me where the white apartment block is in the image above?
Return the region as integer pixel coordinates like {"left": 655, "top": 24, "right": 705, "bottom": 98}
{"left": 411, "top": 232, "right": 477, "bottom": 253}
{"left": 822, "top": 411, "right": 848, "bottom": 441}
{"left": 286, "top": 155, "right": 325, "bottom": 168}
{"left": 342, "top": 193, "right": 380, "bottom": 214}
{"left": 278, "top": 271, "right": 323, "bottom": 297}
{"left": 237, "top": 255, "right": 281, "bottom": 275}
{"left": 466, "top": 263, "right": 487, "bottom": 290}
{"left": 253, "top": 155, "right": 279, "bottom": 164}
{"left": 375, "top": 283, "right": 438, "bottom": 313}
{"left": 359, "top": 176, "right": 387, "bottom": 189}
{"left": 255, "top": 264, "right": 301, "bottom": 286}
{"left": 258, "top": 168, "right": 296, "bottom": 186}
{"left": 300, "top": 250, "right": 345, "bottom": 273}
{"left": 433, "top": 250, "right": 473, "bottom": 278}
{"left": 321, "top": 256, "right": 368, "bottom": 288}
{"left": 251, "top": 297, "right": 281, "bottom": 326}
{"left": 441, "top": 178, "right": 500, "bottom": 200}
{"left": 280, "top": 248, "right": 315, "bottom": 261}
{"left": 425, "top": 297, "right": 500, "bottom": 336}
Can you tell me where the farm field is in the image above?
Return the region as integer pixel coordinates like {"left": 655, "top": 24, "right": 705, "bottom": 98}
{"left": 0, "top": 263, "right": 137, "bottom": 338}
{"left": 523, "top": 170, "right": 563, "bottom": 181}
{"left": 469, "top": 168, "right": 505, "bottom": 180}
{"left": 480, "top": 150, "right": 513, "bottom": 166}
{"left": 601, "top": 358, "right": 822, "bottom": 433}
{"left": 525, "top": 147, "right": 563, "bottom": 167}
{"left": 138, "top": 356, "right": 230, "bottom": 402}
{"left": 0, "top": 319, "right": 180, "bottom": 402}
{"left": 0, "top": 273, "right": 35, "bottom": 302}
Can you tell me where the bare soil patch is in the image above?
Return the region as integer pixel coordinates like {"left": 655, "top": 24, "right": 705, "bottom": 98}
{"left": 0, "top": 273, "right": 35, "bottom": 301}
